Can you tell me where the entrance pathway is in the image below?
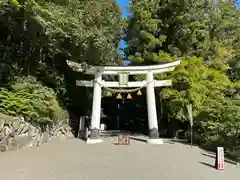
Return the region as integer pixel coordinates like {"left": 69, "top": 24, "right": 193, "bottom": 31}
{"left": 0, "top": 137, "right": 239, "bottom": 180}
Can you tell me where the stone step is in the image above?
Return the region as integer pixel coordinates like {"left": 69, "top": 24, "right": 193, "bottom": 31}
{"left": 100, "top": 130, "right": 129, "bottom": 137}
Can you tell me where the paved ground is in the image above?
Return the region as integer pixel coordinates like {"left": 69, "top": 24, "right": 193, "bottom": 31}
{"left": 0, "top": 137, "right": 239, "bottom": 180}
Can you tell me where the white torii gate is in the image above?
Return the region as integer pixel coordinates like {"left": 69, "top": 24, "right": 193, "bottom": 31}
{"left": 67, "top": 60, "right": 181, "bottom": 144}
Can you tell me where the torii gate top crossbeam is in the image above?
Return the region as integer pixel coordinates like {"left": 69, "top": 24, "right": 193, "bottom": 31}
{"left": 66, "top": 60, "right": 181, "bottom": 75}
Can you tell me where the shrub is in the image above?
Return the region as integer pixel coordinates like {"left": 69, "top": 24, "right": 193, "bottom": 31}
{"left": 0, "top": 76, "right": 69, "bottom": 123}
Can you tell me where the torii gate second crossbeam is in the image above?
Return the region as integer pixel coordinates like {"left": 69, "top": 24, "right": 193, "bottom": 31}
{"left": 67, "top": 60, "right": 181, "bottom": 144}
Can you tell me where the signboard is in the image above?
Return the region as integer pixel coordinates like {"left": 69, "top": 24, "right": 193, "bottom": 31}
{"left": 186, "top": 104, "right": 193, "bottom": 147}
{"left": 79, "top": 116, "right": 85, "bottom": 131}
{"left": 78, "top": 116, "right": 86, "bottom": 139}
{"left": 186, "top": 104, "right": 193, "bottom": 127}
{"left": 119, "top": 73, "right": 129, "bottom": 86}
{"left": 215, "top": 147, "right": 225, "bottom": 170}
{"left": 117, "top": 135, "right": 131, "bottom": 145}
{"left": 100, "top": 124, "right": 106, "bottom": 131}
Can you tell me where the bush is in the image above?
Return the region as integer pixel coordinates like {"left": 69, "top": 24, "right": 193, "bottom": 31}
{"left": 227, "top": 149, "right": 240, "bottom": 162}
{"left": 0, "top": 76, "right": 69, "bottom": 123}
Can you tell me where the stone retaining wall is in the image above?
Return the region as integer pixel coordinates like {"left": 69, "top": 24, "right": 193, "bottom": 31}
{"left": 0, "top": 114, "right": 74, "bottom": 152}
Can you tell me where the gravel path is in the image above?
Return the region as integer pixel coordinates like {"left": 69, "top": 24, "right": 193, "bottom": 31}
{"left": 0, "top": 137, "right": 239, "bottom": 180}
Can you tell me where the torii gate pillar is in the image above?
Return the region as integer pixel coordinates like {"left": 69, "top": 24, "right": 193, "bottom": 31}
{"left": 89, "top": 72, "right": 102, "bottom": 143}
{"left": 146, "top": 71, "right": 163, "bottom": 144}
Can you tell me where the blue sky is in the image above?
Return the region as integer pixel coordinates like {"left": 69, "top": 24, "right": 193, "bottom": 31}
{"left": 116, "top": 0, "right": 129, "bottom": 17}
{"left": 116, "top": 0, "right": 129, "bottom": 63}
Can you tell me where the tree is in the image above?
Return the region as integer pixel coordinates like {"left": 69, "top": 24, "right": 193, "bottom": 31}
{"left": 1, "top": 0, "right": 123, "bottom": 65}
{"left": 0, "top": 0, "right": 123, "bottom": 120}
{"left": 125, "top": 0, "right": 240, "bottom": 148}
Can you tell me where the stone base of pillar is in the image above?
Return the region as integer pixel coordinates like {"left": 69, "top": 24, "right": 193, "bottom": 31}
{"left": 90, "top": 128, "right": 100, "bottom": 139}
{"left": 86, "top": 139, "right": 103, "bottom": 144}
{"left": 147, "top": 139, "right": 164, "bottom": 145}
{"left": 149, "top": 128, "right": 159, "bottom": 139}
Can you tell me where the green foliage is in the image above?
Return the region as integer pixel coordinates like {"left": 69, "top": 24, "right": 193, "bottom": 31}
{"left": 126, "top": 0, "right": 240, "bottom": 65}
{"left": 162, "top": 56, "right": 235, "bottom": 119}
{"left": 126, "top": 0, "right": 240, "bottom": 150}
{"left": 0, "top": 0, "right": 123, "bottom": 119}
{"left": 0, "top": 0, "right": 123, "bottom": 86}
{"left": 0, "top": 0, "right": 239, "bottom": 154}
{"left": 0, "top": 0, "right": 123, "bottom": 66}
{"left": 0, "top": 76, "right": 69, "bottom": 123}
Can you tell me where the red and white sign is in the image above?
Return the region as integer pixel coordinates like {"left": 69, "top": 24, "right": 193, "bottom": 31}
{"left": 216, "top": 147, "right": 225, "bottom": 170}
{"left": 117, "top": 135, "right": 131, "bottom": 145}
{"left": 124, "top": 136, "right": 130, "bottom": 145}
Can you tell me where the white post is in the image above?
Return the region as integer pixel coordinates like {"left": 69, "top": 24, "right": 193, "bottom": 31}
{"left": 146, "top": 71, "right": 163, "bottom": 144}
{"left": 87, "top": 71, "right": 103, "bottom": 144}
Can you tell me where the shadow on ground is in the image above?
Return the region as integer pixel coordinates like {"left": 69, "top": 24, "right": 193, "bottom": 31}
{"left": 129, "top": 136, "right": 146, "bottom": 143}
{"left": 201, "top": 152, "right": 238, "bottom": 165}
{"left": 198, "top": 162, "right": 216, "bottom": 169}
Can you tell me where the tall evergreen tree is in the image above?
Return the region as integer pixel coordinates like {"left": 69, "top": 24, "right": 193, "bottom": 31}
{"left": 126, "top": 0, "right": 240, "bottom": 148}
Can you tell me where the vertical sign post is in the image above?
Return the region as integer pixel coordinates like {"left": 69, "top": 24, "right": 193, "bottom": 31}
{"left": 186, "top": 104, "right": 193, "bottom": 147}
{"left": 215, "top": 147, "right": 225, "bottom": 170}
{"left": 78, "top": 116, "right": 86, "bottom": 139}
{"left": 119, "top": 73, "right": 129, "bottom": 86}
